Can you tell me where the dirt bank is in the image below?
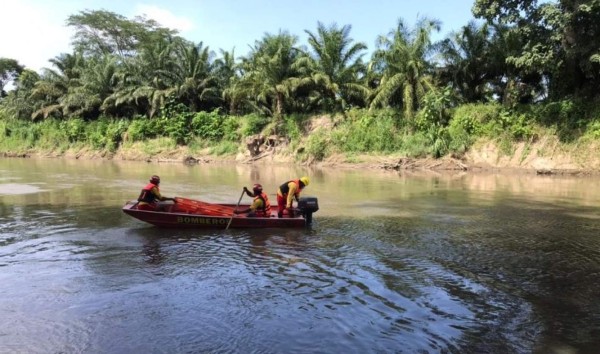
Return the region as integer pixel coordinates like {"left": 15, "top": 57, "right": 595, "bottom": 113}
{"left": 4, "top": 133, "right": 600, "bottom": 177}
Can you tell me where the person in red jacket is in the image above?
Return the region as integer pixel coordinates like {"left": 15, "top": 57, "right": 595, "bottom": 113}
{"left": 276, "top": 176, "right": 309, "bottom": 218}
{"left": 136, "top": 175, "right": 176, "bottom": 211}
{"left": 234, "top": 183, "right": 272, "bottom": 217}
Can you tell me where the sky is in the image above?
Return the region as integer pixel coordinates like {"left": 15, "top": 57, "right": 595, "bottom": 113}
{"left": 1, "top": 0, "right": 478, "bottom": 73}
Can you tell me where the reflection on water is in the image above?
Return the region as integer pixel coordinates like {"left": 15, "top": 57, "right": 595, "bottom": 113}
{"left": 1, "top": 158, "right": 600, "bottom": 353}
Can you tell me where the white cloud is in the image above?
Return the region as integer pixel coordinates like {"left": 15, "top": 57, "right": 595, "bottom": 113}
{"left": 0, "top": 0, "right": 73, "bottom": 73}
{"left": 133, "top": 4, "right": 195, "bottom": 34}
{"left": 0, "top": 1, "right": 195, "bottom": 75}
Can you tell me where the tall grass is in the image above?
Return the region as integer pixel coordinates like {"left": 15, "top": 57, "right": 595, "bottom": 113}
{"left": 2, "top": 100, "right": 600, "bottom": 162}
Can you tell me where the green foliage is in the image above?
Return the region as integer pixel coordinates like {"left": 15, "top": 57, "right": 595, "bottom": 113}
{"left": 0, "top": 58, "right": 24, "bottom": 96}
{"left": 67, "top": 10, "right": 177, "bottom": 58}
{"left": 163, "top": 113, "right": 193, "bottom": 145}
{"left": 161, "top": 99, "right": 193, "bottom": 144}
{"left": 304, "top": 22, "right": 368, "bottom": 112}
{"left": 447, "top": 124, "right": 472, "bottom": 155}
{"left": 0, "top": 122, "right": 31, "bottom": 152}
{"left": 533, "top": 99, "right": 584, "bottom": 127}
{"left": 496, "top": 131, "right": 515, "bottom": 156}
{"left": 450, "top": 103, "right": 501, "bottom": 135}
{"left": 191, "top": 110, "right": 224, "bottom": 140}
{"left": 126, "top": 117, "right": 155, "bottom": 141}
{"left": 584, "top": 120, "right": 600, "bottom": 139}
{"left": 425, "top": 125, "right": 450, "bottom": 158}
{"left": 208, "top": 140, "right": 238, "bottom": 155}
{"left": 241, "top": 31, "right": 306, "bottom": 116}
{"left": 239, "top": 113, "right": 270, "bottom": 136}
{"left": 63, "top": 118, "right": 86, "bottom": 142}
{"left": 105, "top": 119, "right": 129, "bottom": 151}
{"left": 497, "top": 111, "right": 533, "bottom": 140}
{"left": 221, "top": 115, "right": 240, "bottom": 141}
{"left": 35, "top": 120, "right": 70, "bottom": 151}
{"left": 401, "top": 132, "right": 430, "bottom": 158}
{"left": 304, "top": 129, "right": 329, "bottom": 161}
{"left": 414, "top": 87, "right": 455, "bottom": 131}
{"left": 280, "top": 114, "right": 307, "bottom": 141}
{"left": 330, "top": 109, "right": 402, "bottom": 153}
{"left": 370, "top": 17, "right": 440, "bottom": 117}
{"left": 85, "top": 117, "right": 128, "bottom": 151}
{"left": 473, "top": 0, "right": 600, "bottom": 98}
{"left": 530, "top": 100, "right": 593, "bottom": 143}
{"left": 141, "top": 137, "right": 177, "bottom": 156}
{"left": 86, "top": 120, "right": 109, "bottom": 150}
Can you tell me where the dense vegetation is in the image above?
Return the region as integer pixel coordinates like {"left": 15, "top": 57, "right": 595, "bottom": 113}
{"left": 1, "top": 1, "right": 600, "bottom": 162}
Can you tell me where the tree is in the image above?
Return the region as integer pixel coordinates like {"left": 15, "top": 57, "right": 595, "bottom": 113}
{"left": 240, "top": 31, "right": 309, "bottom": 117}
{"left": 302, "top": 22, "right": 369, "bottom": 111}
{"left": 473, "top": 0, "right": 600, "bottom": 98}
{"left": 66, "top": 10, "right": 177, "bottom": 58}
{"left": 369, "top": 18, "right": 441, "bottom": 118}
{"left": 103, "top": 37, "right": 180, "bottom": 117}
{"left": 439, "top": 22, "right": 497, "bottom": 102}
{"left": 30, "top": 53, "right": 86, "bottom": 120}
{"left": 0, "top": 58, "right": 24, "bottom": 98}
{"left": 215, "top": 49, "right": 245, "bottom": 114}
{"left": 169, "top": 41, "right": 220, "bottom": 112}
{"left": 0, "top": 69, "right": 40, "bottom": 119}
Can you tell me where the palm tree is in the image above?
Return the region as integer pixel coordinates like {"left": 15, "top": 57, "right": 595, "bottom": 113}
{"left": 103, "top": 39, "right": 178, "bottom": 117}
{"left": 215, "top": 48, "right": 244, "bottom": 114}
{"left": 302, "top": 22, "right": 369, "bottom": 111}
{"left": 240, "top": 31, "right": 310, "bottom": 117}
{"left": 30, "top": 52, "right": 85, "bottom": 120}
{"left": 57, "top": 54, "right": 124, "bottom": 118}
{"left": 168, "top": 41, "right": 220, "bottom": 112}
{"left": 369, "top": 18, "right": 440, "bottom": 118}
{"left": 439, "top": 21, "right": 496, "bottom": 103}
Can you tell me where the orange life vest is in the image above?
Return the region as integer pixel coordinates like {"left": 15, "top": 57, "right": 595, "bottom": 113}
{"left": 138, "top": 182, "right": 159, "bottom": 204}
{"left": 254, "top": 192, "right": 272, "bottom": 217}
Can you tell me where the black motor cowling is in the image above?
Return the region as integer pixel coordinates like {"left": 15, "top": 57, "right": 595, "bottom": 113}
{"left": 297, "top": 197, "right": 319, "bottom": 224}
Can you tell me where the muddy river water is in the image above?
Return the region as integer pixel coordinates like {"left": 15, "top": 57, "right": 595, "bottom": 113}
{"left": 1, "top": 157, "right": 599, "bottom": 353}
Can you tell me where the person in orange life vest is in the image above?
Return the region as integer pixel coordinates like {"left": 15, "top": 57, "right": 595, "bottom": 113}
{"left": 276, "top": 176, "right": 309, "bottom": 218}
{"left": 233, "top": 183, "right": 272, "bottom": 217}
{"left": 137, "top": 175, "right": 176, "bottom": 211}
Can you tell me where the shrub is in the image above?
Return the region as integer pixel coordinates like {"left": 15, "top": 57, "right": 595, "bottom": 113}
{"left": 414, "top": 87, "right": 455, "bottom": 131}
{"left": 330, "top": 109, "right": 401, "bottom": 153}
{"left": 127, "top": 117, "right": 153, "bottom": 141}
{"left": 240, "top": 113, "right": 270, "bottom": 137}
{"left": 105, "top": 119, "right": 129, "bottom": 151}
{"left": 450, "top": 103, "right": 502, "bottom": 136}
{"left": 191, "top": 110, "right": 223, "bottom": 140}
{"left": 164, "top": 112, "right": 194, "bottom": 145}
{"left": 63, "top": 118, "right": 86, "bottom": 143}
{"left": 305, "top": 129, "right": 329, "bottom": 161}
{"left": 209, "top": 141, "right": 238, "bottom": 155}
{"left": 401, "top": 132, "right": 430, "bottom": 158}
{"left": 221, "top": 115, "right": 240, "bottom": 141}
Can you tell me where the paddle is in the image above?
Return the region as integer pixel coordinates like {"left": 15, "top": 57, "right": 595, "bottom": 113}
{"left": 226, "top": 189, "right": 245, "bottom": 230}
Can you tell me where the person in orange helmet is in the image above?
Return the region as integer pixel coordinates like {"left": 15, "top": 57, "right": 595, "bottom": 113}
{"left": 234, "top": 183, "right": 272, "bottom": 217}
{"left": 276, "top": 176, "right": 309, "bottom": 218}
{"left": 136, "top": 175, "right": 176, "bottom": 211}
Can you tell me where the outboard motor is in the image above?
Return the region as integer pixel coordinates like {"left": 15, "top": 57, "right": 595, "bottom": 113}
{"left": 297, "top": 197, "right": 319, "bottom": 224}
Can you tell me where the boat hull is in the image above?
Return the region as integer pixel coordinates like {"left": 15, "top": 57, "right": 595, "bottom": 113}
{"left": 122, "top": 197, "right": 310, "bottom": 228}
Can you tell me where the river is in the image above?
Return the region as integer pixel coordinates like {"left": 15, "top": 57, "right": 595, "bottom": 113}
{"left": 1, "top": 157, "right": 599, "bottom": 353}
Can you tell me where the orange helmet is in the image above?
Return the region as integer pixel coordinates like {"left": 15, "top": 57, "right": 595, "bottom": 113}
{"left": 150, "top": 175, "right": 160, "bottom": 184}
{"left": 253, "top": 183, "right": 263, "bottom": 193}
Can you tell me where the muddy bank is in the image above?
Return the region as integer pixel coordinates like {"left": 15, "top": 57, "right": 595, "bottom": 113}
{"left": 3, "top": 150, "right": 597, "bottom": 178}
{"left": 3, "top": 136, "right": 600, "bottom": 177}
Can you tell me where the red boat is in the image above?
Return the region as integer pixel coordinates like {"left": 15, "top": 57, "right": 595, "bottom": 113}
{"left": 122, "top": 196, "right": 319, "bottom": 229}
